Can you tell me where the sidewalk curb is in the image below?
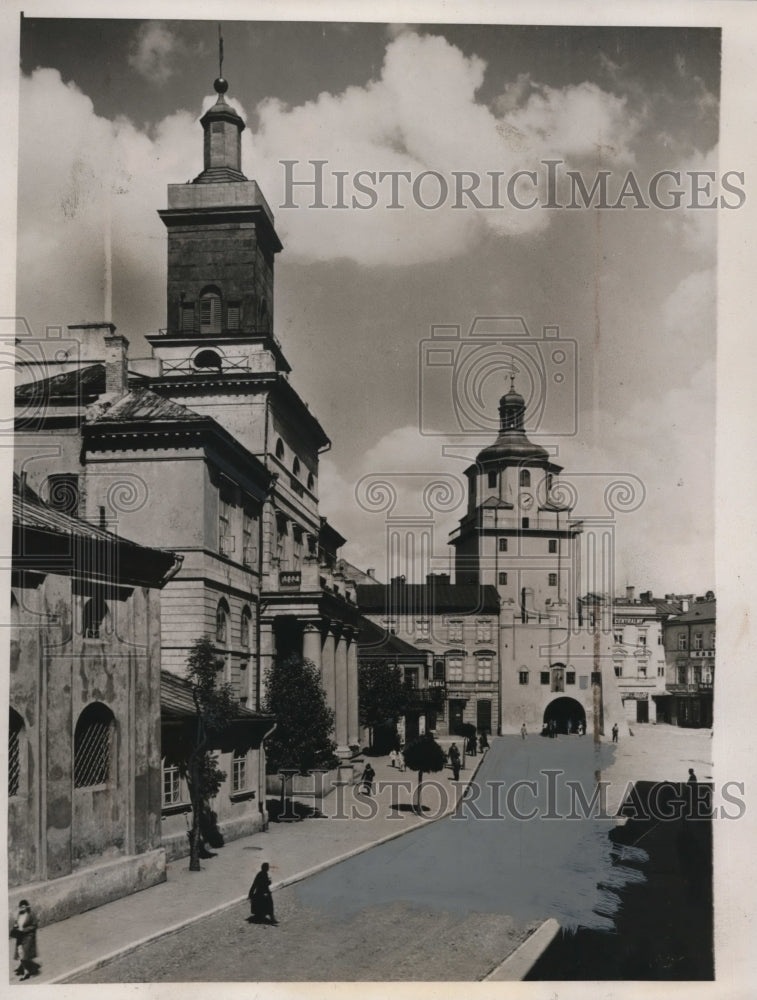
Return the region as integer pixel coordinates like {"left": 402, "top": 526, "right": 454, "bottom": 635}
{"left": 483, "top": 918, "right": 561, "bottom": 981}
{"left": 48, "top": 765, "right": 484, "bottom": 985}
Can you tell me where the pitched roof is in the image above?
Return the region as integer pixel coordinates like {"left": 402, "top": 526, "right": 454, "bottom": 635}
{"left": 357, "top": 617, "right": 428, "bottom": 658}
{"left": 670, "top": 600, "right": 716, "bottom": 623}
{"left": 160, "top": 670, "right": 273, "bottom": 721}
{"left": 356, "top": 582, "right": 500, "bottom": 615}
{"left": 87, "top": 386, "right": 206, "bottom": 424}
{"left": 16, "top": 364, "right": 106, "bottom": 403}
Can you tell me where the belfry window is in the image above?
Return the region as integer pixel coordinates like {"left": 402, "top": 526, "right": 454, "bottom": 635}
{"left": 519, "top": 469, "right": 531, "bottom": 488}
{"left": 200, "top": 289, "right": 221, "bottom": 334}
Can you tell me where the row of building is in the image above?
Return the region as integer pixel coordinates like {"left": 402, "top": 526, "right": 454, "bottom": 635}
{"left": 8, "top": 72, "right": 714, "bottom": 924}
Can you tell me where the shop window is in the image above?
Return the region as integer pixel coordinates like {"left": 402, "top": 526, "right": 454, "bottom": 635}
{"left": 74, "top": 703, "right": 115, "bottom": 788}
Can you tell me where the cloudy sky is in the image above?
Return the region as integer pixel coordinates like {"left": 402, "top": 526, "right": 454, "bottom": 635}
{"left": 14, "top": 14, "right": 723, "bottom": 596}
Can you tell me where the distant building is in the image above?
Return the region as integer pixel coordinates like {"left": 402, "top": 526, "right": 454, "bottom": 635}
{"left": 9, "top": 474, "right": 180, "bottom": 923}
{"left": 611, "top": 586, "right": 669, "bottom": 724}
{"left": 660, "top": 594, "right": 715, "bottom": 727}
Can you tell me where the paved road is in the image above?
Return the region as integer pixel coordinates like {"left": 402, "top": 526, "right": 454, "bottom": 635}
{"left": 72, "top": 728, "right": 713, "bottom": 982}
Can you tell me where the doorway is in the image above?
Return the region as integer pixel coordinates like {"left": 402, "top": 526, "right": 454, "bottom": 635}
{"left": 543, "top": 697, "right": 586, "bottom": 735}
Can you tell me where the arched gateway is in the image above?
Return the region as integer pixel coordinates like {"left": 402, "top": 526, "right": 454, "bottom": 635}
{"left": 543, "top": 697, "right": 586, "bottom": 735}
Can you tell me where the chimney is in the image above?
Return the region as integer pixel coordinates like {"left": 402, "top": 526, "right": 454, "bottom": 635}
{"left": 366, "top": 568, "right": 375, "bottom": 579}
{"left": 104, "top": 332, "right": 130, "bottom": 397}
{"left": 626, "top": 586, "right": 635, "bottom": 602}
{"left": 681, "top": 599, "right": 690, "bottom": 612}
{"left": 640, "top": 591, "right": 652, "bottom": 603}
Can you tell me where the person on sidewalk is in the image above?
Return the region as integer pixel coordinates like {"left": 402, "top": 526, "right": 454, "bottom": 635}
{"left": 248, "top": 863, "right": 278, "bottom": 925}
{"left": 11, "top": 899, "right": 38, "bottom": 980}
{"left": 520, "top": 723, "right": 527, "bottom": 740}
{"left": 478, "top": 731, "right": 489, "bottom": 753}
{"left": 448, "top": 742, "right": 461, "bottom": 780}
{"left": 612, "top": 723, "right": 619, "bottom": 743}
{"left": 359, "top": 762, "right": 376, "bottom": 795}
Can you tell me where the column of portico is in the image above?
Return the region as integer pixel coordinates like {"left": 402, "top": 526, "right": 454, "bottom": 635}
{"left": 320, "top": 623, "right": 337, "bottom": 723}
{"left": 258, "top": 619, "right": 276, "bottom": 710}
{"left": 346, "top": 628, "right": 360, "bottom": 749}
{"left": 303, "top": 621, "right": 323, "bottom": 672}
{"left": 334, "top": 627, "right": 350, "bottom": 755}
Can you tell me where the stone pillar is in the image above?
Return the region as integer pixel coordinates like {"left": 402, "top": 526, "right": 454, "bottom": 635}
{"left": 321, "top": 623, "right": 337, "bottom": 720}
{"left": 258, "top": 619, "right": 276, "bottom": 710}
{"left": 334, "top": 629, "right": 349, "bottom": 755}
{"left": 346, "top": 629, "right": 360, "bottom": 749}
{"left": 303, "top": 622, "right": 322, "bottom": 671}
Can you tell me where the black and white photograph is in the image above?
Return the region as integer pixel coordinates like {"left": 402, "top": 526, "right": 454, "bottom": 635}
{"left": 3, "top": 0, "right": 756, "bottom": 993}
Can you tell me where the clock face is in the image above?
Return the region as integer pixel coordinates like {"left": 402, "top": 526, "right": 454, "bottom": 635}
{"left": 519, "top": 492, "right": 534, "bottom": 510}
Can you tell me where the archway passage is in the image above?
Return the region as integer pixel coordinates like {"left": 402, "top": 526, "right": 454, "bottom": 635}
{"left": 543, "top": 697, "right": 586, "bottom": 735}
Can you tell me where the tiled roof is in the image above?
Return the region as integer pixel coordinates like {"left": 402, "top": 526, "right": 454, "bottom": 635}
{"left": 356, "top": 582, "right": 500, "bottom": 615}
{"left": 160, "top": 670, "right": 272, "bottom": 721}
{"left": 88, "top": 386, "right": 206, "bottom": 423}
{"left": 16, "top": 364, "right": 106, "bottom": 402}
{"left": 670, "top": 600, "right": 716, "bottom": 623}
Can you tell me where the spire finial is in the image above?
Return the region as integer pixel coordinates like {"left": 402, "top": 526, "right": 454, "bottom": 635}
{"left": 502, "top": 357, "right": 519, "bottom": 391}
{"left": 213, "top": 24, "right": 229, "bottom": 97}
{"left": 218, "top": 23, "right": 224, "bottom": 78}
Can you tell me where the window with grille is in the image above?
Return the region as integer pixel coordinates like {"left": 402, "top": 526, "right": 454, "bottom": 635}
{"left": 548, "top": 573, "right": 558, "bottom": 587}
{"left": 9, "top": 709, "right": 22, "bottom": 797}
{"left": 47, "top": 473, "right": 80, "bottom": 517}
{"left": 162, "top": 762, "right": 182, "bottom": 806}
{"left": 83, "top": 596, "right": 110, "bottom": 639}
{"left": 498, "top": 538, "right": 508, "bottom": 552}
{"left": 518, "top": 670, "right": 529, "bottom": 685}
{"left": 232, "top": 751, "right": 248, "bottom": 792}
{"left": 74, "top": 703, "right": 114, "bottom": 788}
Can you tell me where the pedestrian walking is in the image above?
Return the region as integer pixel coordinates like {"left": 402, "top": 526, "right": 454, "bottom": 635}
{"left": 360, "top": 762, "right": 376, "bottom": 795}
{"left": 687, "top": 768, "right": 698, "bottom": 784}
{"left": 11, "top": 899, "right": 38, "bottom": 979}
{"left": 479, "top": 731, "right": 489, "bottom": 753}
{"left": 448, "top": 742, "right": 461, "bottom": 780}
{"left": 248, "top": 862, "right": 278, "bottom": 925}
{"left": 612, "top": 723, "right": 619, "bottom": 743}
{"left": 389, "top": 749, "right": 398, "bottom": 768}
{"left": 520, "top": 723, "right": 527, "bottom": 740}
{"left": 578, "top": 720, "right": 585, "bottom": 736}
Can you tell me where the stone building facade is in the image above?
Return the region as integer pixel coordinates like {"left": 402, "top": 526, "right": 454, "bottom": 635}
{"left": 660, "top": 595, "right": 715, "bottom": 727}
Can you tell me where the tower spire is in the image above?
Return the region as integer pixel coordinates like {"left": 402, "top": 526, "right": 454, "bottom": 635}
{"left": 218, "top": 23, "right": 224, "bottom": 79}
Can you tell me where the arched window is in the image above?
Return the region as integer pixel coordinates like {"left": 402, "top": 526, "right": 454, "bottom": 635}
{"left": 275, "top": 438, "right": 285, "bottom": 461}
{"left": 307, "top": 472, "right": 315, "bottom": 492}
{"left": 83, "top": 596, "right": 111, "bottom": 639}
{"left": 74, "top": 703, "right": 115, "bottom": 788}
{"left": 200, "top": 287, "right": 222, "bottom": 334}
{"left": 216, "top": 600, "right": 230, "bottom": 646}
{"left": 193, "top": 349, "right": 222, "bottom": 371}
{"left": 240, "top": 606, "right": 252, "bottom": 650}
{"left": 9, "top": 708, "right": 24, "bottom": 797}
{"left": 519, "top": 469, "right": 531, "bottom": 488}
{"left": 292, "top": 457, "right": 301, "bottom": 478}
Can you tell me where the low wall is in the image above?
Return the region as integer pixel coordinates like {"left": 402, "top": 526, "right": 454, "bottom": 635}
{"left": 265, "top": 765, "right": 349, "bottom": 799}
{"left": 162, "top": 809, "right": 267, "bottom": 863}
{"left": 8, "top": 849, "right": 167, "bottom": 928}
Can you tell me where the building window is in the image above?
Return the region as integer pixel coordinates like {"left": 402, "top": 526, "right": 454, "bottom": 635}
{"left": 498, "top": 538, "right": 508, "bottom": 552}
{"left": 8, "top": 709, "right": 23, "bottom": 797}
{"left": 241, "top": 607, "right": 252, "bottom": 650}
{"left": 447, "top": 656, "right": 464, "bottom": 682}
{"left": 566, "top": 671, "right": 575, "bottom": 685}
{"left": 522, "top": 518, "right": 530, "bottom": 529}
{"left": 498, "top": 572, "right": 508, "bottom": 586}
{"left": 162, "top": 762, "right": 182, "bottom": 807}
{"left": 447, "top": 619, "right": 463, "bottom": 642}
{"left": 275, "top": 438, "right": 285, "bottom": 460}
{"left": 614, "top": 663, "right": 622, "bottom": 677}
{"left": 307, "top": 472, "right": 315, "bottom": 492}
{"left": 433, "top": 659, "right": 445, "bottom": 682}
{"left": 46, "top": 473, "right": 79, "bottom": 517}
{"left": 518, "top": 670, "right": 529, "bottom": 685}
{"left": 200, "top": 289, "right": 221, "bottom": 334}
{"left": 548, "top": 573, "right": 557, "bottom": 587}
{"left": 678, "top": 666, "right": 687, "bottom": 684}
{"left": 74, "top": 703, "right": 115, "bottom": 788}
{"left": 219, "top": 496, "right": 232, "bottom": 555}
{"left": 181, "top": 302, "right": 195, "bottom": 332}
{"left": 476, "top": 619, "right": 492, "bottom": 643}
{"left": 658, "top": 633, "right": 664, "bottom": 645}
{"left": 488, "top": 470, "right": 497, "bottom": 488}
{"left": 540, "top": 671, "right": 549, "bottom": 685}
{"left": 548, "top": 539, "right": 558, "bottom": 553}
{"left": 638, "top": 634, "right": 647, "bottom": 646}
{"left": 416, "top": 619, "right": 430, "bottom": 640}
{"left": 243, "top": 510, "right": 257, "bottom": 567}
{"left": 693, "top": 632, "right": 703, "bottom": 650}
{"left": 613, "top": 632, "right": 623, "bottom": 644}
{"left": 227, "top": 303, "right": 241, "bottom": 331}
{"left": 293, "top": 457, "right": 301, "bottom": 478}
{"left": 404, "top": 668, "right": 419, "bottom": 688}
{"left": 658, "top": 666, "right": 665, "bottom": 677}
{"left": 476, "top": 656, "right": 493, "bottom": 682}
{"left": 520, "top": 469, "right": 531, "bottom": 487}
{"left": 232, "top": 751, "right": 248, "bottom": 793}
{"left": 83, "top": 596, "right": 110, "bottom": 639}
{"left": 638, "top": 664, "right": 647, "bottom": 678}
{"left": 677, "top": 633, "right": 687, "bottom": 650}
{"left": 216, "top": 601, "right": 229, "bottom": 646}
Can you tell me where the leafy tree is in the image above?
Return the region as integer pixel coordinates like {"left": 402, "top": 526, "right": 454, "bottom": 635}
{"left": 264, "top": 654, "right": 339, "bottom": 773}
{"left": 403, "top": 733, "right": 447, "bottom": 813}
{"left": 358, "top": 660, "right": 409, "bottom": 750}
{"left": 184, "top": 636, "right": 237, "bottom": 872}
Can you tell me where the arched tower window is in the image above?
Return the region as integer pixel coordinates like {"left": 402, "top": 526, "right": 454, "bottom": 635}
{"left": 307, "top": 472, "right": 315, "bottom": 492}
{"left": 216, "top": 599, "right": 230, "bottom": 646}
{"left": 74, "top": 703, "right": 116, "bottom": 788}
{"left": 292, "top": 457, "right": 301, "bottom": 478}
{"left": 200, "top": 287, "right": 222, "bottom": 335}
{"left": 9, "top": 708, "right": 24, "bottom": 797}
{"left": 275, "top": 438, "right": 285, "bottom": 460}
{"left": 519, "top": 469, "right": 531, "bottom": 488}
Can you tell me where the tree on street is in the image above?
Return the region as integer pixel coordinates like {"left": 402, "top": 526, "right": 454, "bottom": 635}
{"left": 183, "top": 636, "right": 237, "bottom": 872}
{"left": 264, "top": 654, "right": 339, "bottom": 773}
{"left": 403, "top": 733, "right": 447, "bottom": 813}
{"left": 358, "top": 659, "right": 409, "bottom": 751}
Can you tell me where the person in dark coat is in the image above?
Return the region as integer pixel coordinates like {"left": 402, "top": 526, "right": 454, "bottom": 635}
{"left": 248, "top": 863, "right": 277, "bottom": 925}
{"left": 360, "top": 762, "right": 376, "bottom": 795}
{"left": 12, "top": 899, "right": 38, "bottom": 979}
{"left": 448, "top": 742, "right": 461, "bottom": 780}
